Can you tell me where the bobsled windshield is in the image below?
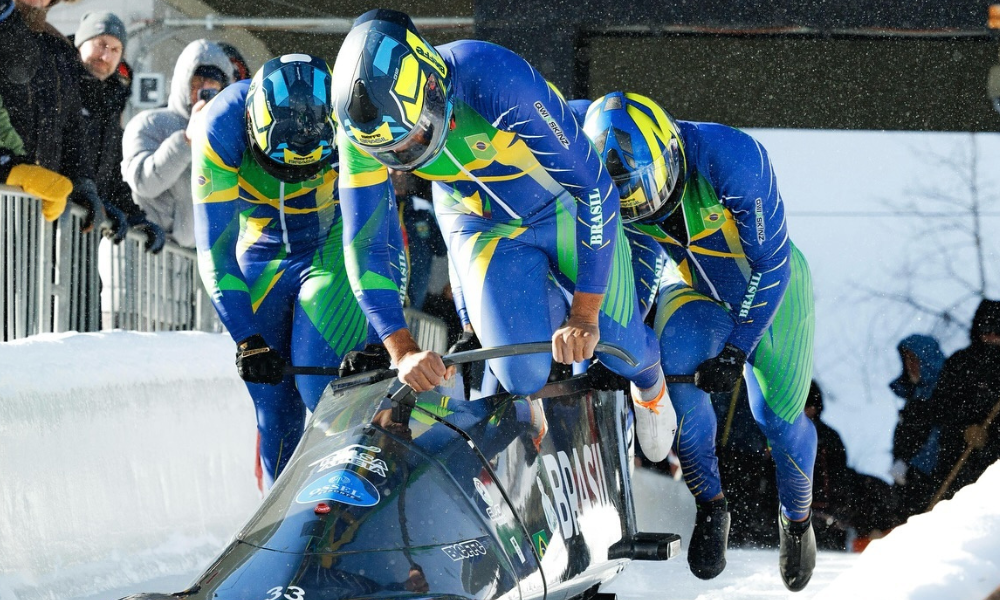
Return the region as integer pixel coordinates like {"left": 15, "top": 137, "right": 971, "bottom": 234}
{"left": 236, "top": 379, "right": 495, "bottom": 555}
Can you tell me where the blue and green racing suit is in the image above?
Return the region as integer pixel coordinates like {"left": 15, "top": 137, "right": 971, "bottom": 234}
{"left": 192, "top": 81, "right": 405, "bottom": 487}
{"left": 572, "top": 101, "right": 817, "bottom": 520}
{"left": 339, "top": 40, "right": 661, "bottom": 396}
{"left": 645, "top": 121, "right": 816, "bottom": 520}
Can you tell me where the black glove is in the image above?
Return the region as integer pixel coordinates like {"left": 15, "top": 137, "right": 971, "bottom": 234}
{"left": 448, "top": 330, "right": 481, "bottom": 398}
{"left": 102, "top": 202, "right": 129, "bottom": 244}
{"left": 693, "top": 343, "right": 747, "bottom": 393}
{"left": 236, "top": 334, "right": 286, "bottom": 385}
{"left": 70, "top": 178, "right": 104, "bottom": 233}
{"left": 129, "top": 216, "right": 166, "bottom": 254}
{"left": 339, "top": 343, "right": 392, "bottom": 377}
{"left": 448, "top": 330, "right": 481, "bottom": 355}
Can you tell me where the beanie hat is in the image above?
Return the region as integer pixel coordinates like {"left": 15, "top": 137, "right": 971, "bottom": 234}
{"left": 75, "top": 11, "right": 126, "bottom": 48}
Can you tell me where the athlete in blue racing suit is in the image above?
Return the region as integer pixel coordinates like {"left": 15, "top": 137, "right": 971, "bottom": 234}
{"left": 581, "top": 92, "right": 817, "bottom": 591}
{"left": 329, "top": 10, "right": 676, "bottom": 463}
{"left": 192, "top": 56, "right": 404, "bottom": 489}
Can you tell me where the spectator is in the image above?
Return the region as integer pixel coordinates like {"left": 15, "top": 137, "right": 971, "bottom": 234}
{"left": 888, "top": 334, "right": 945, "bottom": 518}
{"left": 389, "top": 169, "right": 447, "bottom": 310}
{"left": 1, "top": 0, "right": 120, "bottom": 235}
{"left": 804, "top": 381, "right": 854, "bottom": 550}
{"left": 1, "top": 91, "right": 70, "bottom": 221}
{"left": 930, "top": 298, "right": 1000, "bottom": 502}
{"left": 72, "top": 11, "right": 163, "bottom": 252}
{"left": 122, "top": 38, "right": 231, "bottom": 248}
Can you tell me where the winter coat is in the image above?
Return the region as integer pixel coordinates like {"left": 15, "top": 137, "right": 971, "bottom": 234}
{"left": 932, "top": 299, "right": 1000, "bottom": 494}
{"left": 0, "top": 7, "right": 92, "bottom": 185}
{"left": 890, "top": 334, "right": 945, "bottom": 475}
{"left": 72, "top": 46, "right": 144, "bottom": 221}
{"left": 121, "top": 39, "right": 231, "bottom": 248}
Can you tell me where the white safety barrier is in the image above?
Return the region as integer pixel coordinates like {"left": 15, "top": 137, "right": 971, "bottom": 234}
{"left": 1, "top": 186, "right": 101, "bottom": 341}
{"left": 1, "top": 185, "right": 221, "bottom": 341}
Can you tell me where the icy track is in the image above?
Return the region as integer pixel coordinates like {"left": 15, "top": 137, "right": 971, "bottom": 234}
{"left": 1, "top": 332, "right": 999, "bottom": 600}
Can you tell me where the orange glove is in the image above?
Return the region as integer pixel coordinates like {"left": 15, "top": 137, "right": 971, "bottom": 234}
{"left": 6, "top": 164, "right": 71, "bottom": 221}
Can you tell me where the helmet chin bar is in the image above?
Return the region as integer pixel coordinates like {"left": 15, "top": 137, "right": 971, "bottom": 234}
{"left": 248, "top": 141, "right": 330, "bottom": 183}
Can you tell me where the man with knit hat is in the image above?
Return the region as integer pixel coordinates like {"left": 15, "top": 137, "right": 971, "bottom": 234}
{"left": 122, "top": 38, "right": 231, "bottom": 249}
{"left": 72, "top": 11, "right": 163, "bottom": 252}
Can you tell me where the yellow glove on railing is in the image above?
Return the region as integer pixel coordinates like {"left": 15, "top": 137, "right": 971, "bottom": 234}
{"left": 6, "top": 164, "right": 72, "bottom": 221}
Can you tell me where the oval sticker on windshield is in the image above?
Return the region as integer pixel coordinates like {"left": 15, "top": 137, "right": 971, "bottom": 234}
{"left": 296, "top": 469, "right": 380, "bottom": 507}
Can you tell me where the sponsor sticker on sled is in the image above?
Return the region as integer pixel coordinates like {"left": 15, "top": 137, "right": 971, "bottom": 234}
{"left": 441, "top": 539, "right": 488, "bottom": 561}
{"left": 296, "top": 469, "right": 380, "bottom": 507}
{"left": 310, "top": 444, "right": 388, "bottom": 478}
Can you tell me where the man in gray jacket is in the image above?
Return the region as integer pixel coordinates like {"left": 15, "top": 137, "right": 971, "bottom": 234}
{"left": 122, "top": 39, "right": 232, "bottom": 249}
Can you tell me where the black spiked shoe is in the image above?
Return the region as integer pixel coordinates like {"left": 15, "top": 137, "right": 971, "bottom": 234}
{"left": 687, "top": 497, "right": 730, "bottom": 580}
{"left": 778, "top": 510, "right": 816, "bottom": 592}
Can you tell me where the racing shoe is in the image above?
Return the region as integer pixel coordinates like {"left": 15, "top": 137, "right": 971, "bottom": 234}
{"left": 687, "top": 497, "right": 730, "bottom": 580}
{"left": 778, "top": 510, "right": 816, "bottom": 592}
{"left": 526, "top": 396, "right": 548, "bottom": 452}
{"left": 630, "top": 381, "right": 677, "bottom": 463}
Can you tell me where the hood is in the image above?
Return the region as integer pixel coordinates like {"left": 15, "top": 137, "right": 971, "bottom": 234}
{"left": 889, "top": 334, "right": 944, "bottom": 402}
{"left": 167, "top": 38, "right": 232, "bottom": 118}
{"left": 971, "top": 298, "right": 1000, "bottom": 342}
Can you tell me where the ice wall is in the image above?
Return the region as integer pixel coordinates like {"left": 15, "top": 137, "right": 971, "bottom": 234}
{"left": 0, "top": 332, "right": 261, "bottom": 600}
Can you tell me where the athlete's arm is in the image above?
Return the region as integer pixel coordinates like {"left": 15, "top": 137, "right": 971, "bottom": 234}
{"left": 709, "top": 125, "right": 791, "bottom": 355}
{"left": 338, "top": 133, "right": 449, "bottom": 390}
{"left": 191, "top": 85, "right": 255, "bottom": 343}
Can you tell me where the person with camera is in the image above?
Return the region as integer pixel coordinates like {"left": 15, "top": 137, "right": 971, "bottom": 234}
{"left": 122, "top": 38, "right": 231, "bottom": 249}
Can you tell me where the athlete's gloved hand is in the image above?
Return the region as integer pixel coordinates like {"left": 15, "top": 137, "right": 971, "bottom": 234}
{"left": 129, "top": 215, "right": 166, "bottom": 254}
{"left": 6, "top": 164, "right": 71, "bottom": 221}
{"left": 694, "top": 343, "right": 747, "bottom": 393}
{"left": 236, "top": 334, "right": 286, "bottom": 385}
{"left": 102, "top": 202, "right": 129, "bottom": 244}
{"left": 339, "top": 343, "right": 392, "bottom": 377}
{"left": 70, "top": 177, "right": 104, "bottom": 233}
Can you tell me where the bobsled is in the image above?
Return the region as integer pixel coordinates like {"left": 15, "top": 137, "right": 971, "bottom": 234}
{"left": 123, "top": 343, "right": 680, "bottom": 600}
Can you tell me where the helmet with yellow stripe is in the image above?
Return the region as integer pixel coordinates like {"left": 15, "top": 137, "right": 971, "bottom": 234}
{"left": 331, "top": 9, "right": 453, "bottom": 171}
{"left": 582, "top": 92, "right": 686, "bottom": 224}
{"left": 245, "top": 54, "right": 336, "bottom": 183}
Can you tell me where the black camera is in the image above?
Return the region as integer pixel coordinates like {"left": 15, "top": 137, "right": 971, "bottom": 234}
{"left": 198, "top": 88, "right": 219, "bottom": 103}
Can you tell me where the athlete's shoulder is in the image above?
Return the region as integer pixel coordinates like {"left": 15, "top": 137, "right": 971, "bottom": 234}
{"left": 203, "top": 80, "right": 250, "bottom": 167}
{"left": 439, "top": 40, "right": 536, "bottom": 90}
{"left": 680, "top": 120, "right": 769, "bottom": 175}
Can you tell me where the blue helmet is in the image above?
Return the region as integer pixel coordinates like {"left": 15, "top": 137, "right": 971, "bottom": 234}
{"left": 245, "top": 54, "right": 336, "bottom": 183}
{"left": 583, "top": 92, "right": 686, "bottom": 224}
{"left": 331, "top": 9, "right": 453, "bottom": 171}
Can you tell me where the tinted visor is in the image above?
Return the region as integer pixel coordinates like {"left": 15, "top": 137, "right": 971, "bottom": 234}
{"left": 613, "top": 140, "right": 683, "bottom": 224}
{"left": 268, "top": 81, "right": 335, "bottom": 161}
{"left": 369, "top": 74, "right": 450, "bottom": 171}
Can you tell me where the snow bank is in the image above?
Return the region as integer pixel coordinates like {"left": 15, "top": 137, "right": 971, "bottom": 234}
{"left": 815, "top": 461, "right": 1000, "bottom": 599}
{"left": 0, "top": 332, "right": 261, "bottom": 600}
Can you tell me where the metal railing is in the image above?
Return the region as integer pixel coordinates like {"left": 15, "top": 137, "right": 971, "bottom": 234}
{"left": 3, "top": 186, "right": 448, "bottom": 353}
{"left": 2, "top": 185, "right": 219, "bottom": 341}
